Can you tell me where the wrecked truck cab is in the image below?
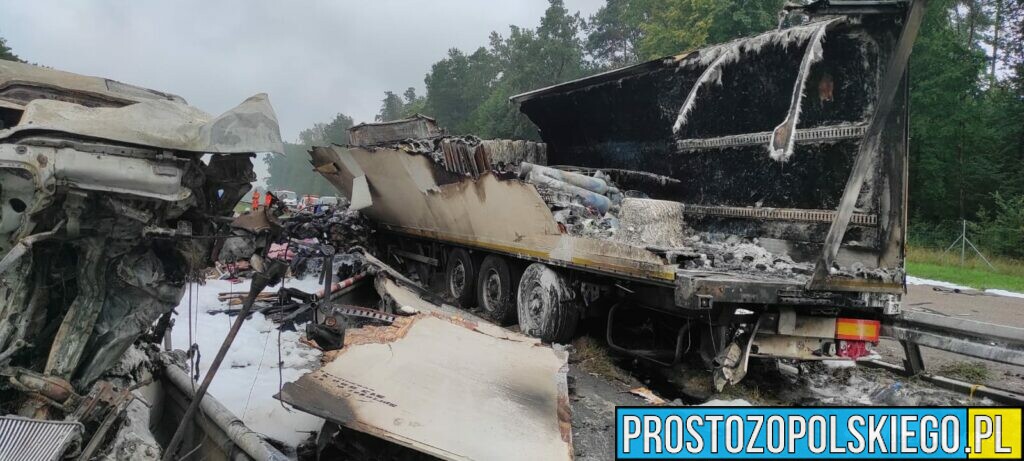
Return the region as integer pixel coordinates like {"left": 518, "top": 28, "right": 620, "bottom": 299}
{"left": 0, "top": 59, "right": 286, "bottom": 459}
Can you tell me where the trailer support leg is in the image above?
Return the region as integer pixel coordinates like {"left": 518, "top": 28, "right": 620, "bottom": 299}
{"left": 901, "top": 340, "right": 925, "bottom": 376}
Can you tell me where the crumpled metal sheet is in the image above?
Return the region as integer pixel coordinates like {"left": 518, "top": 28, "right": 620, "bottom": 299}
{"left": 0, "top": 415, "right": 83, "bottom": 461}
{"left": 0, "top": 98, "right": 23, "bottom": 111}
{"left": 279, "top": 280, "right": 573, "bottom": 461}
{"left": 0, "top": 59, "right": 185, "bottom": 106}
{"left": 0, "top": 93, "right": 284, "bottom": 155}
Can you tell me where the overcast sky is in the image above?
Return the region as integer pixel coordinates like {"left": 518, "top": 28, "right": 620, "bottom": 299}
{"left": 0, "top": 0, "right": 603, "bottom": 141}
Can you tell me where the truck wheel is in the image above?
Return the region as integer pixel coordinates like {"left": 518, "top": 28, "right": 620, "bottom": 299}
{"left": 517, "top": 263, "right": 578, "bottom": 343}
{"left": 476, "top": 255, "right": 520, "bottom": 325}
{"left": 445, "top": 248, "right": 477, "bottom": 307}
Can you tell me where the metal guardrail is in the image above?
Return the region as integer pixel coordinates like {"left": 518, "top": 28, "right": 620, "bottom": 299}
{"left": 875, "top": 308, "right": 1024, "bottom": 404}
{"left": 862, "top": 359, "right": 1024, "bottom": 405}
{"left": 882, "top": 310, "right": 1024, "bottom": 368}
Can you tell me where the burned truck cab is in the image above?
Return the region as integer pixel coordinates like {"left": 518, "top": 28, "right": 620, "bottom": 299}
{"left": 0, "top": 59, "right": 288, "bottom": 458}
{"left": 511, "top": 4, "right": 920, "bottom": 379}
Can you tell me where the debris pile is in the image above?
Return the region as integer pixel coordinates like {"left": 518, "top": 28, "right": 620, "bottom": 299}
{"left": 687, "top": 235, "right": 807, "bottom": 275}
{"left": 213, "top": 199, "right": 375, "bottom": 280}
{"left": 357, "top": 134, "right": 848, "bottom": 280}
{"left": 613, "top": 198, "right": 811, "bottom": 275}
{"left": 283, "top": 198, "right": 373, "bottom": 249}
{"left": 519, "top": 162, "right": 626, "bottom": 239}
{"left": 513, "top": 162, "right": 808, "bottom": 276}
{"left": 350, "top": 113, "right": 444, "bottom": 146}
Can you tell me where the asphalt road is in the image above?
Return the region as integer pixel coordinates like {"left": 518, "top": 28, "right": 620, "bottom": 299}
{"left": 875, "top": 283, "right": 1024, "bottom": 394}
{"left": 568, "top": 283, "right": 1024, "bottom": 460}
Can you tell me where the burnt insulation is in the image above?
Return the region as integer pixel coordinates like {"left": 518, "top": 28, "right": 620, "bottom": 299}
{"left": 519, "top": 21, "right": 892, "bottom": 214}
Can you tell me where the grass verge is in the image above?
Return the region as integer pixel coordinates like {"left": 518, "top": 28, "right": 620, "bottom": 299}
{"left": 937, "top": 361, "right": 990, "bottom": 383}
{"left": 906, "top": 246, "right": 1024, "bottom": 292}
{"left": 571, "top": 336, "right": 632, "bottom": 384}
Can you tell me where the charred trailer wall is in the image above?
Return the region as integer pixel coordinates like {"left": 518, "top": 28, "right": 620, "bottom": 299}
{"left": 517, "top": 17, "right": 908, "bottom": 269}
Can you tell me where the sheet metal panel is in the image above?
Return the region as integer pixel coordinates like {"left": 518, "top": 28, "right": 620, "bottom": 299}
{"left": 279, "top": 283, "right": 573, "bottom": 460}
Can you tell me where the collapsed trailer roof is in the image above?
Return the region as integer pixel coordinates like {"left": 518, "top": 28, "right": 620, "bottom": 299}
{"left": 508, "top": 1, "right": 910, "bottom": 106}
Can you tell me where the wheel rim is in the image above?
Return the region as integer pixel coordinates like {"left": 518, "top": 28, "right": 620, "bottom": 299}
{"left": 524, "top": 283, "right": 546, "bottom": 329}
{"left": 449, "top": 260, "right": 466, "bottom": 298}
{"left": 482, "top": 269, "right": 502, "bottom": 312}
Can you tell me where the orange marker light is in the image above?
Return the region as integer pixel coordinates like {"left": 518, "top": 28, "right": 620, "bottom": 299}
{"left": 835, "top": 318, "right": 880, "bottom": 342}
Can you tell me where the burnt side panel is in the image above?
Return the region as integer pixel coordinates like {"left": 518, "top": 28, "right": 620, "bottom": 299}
{"left": 520, "top": 23, "right": 889, "bottom": 214}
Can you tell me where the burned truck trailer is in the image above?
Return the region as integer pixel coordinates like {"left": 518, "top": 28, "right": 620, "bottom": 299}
{"left": 310, "top": 1, "right": 1023, "bottom": 386}
{"left": 309, "top": 7, "right": 915, "bottom": 384}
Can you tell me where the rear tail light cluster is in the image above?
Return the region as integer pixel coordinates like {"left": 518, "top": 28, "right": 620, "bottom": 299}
{"left": 837, "top": 340, "right": 872, "bottom": 359}
{"left": 834, "top": 317, "right": 880, "bottom": 360}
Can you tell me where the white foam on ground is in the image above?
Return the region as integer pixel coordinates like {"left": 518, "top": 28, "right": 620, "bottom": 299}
{"left": 698, "top": 399, "right": 752, "bottom": 407}
{"left": 906, "top": 276, "right": 1024, "bottom": 299}
{"left": 170, "top": 276, "right": 324, "bottom": 447}
{"left": 985, "top": 289, "right": 1024, "bottom": 299}
{"left": 822, "top": 360, "right": 857, "bottom": 369}
{"left": 905, "top": 276, "right": 974, "bottom": 291}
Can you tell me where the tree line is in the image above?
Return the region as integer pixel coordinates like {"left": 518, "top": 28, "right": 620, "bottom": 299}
{"left": 0, "top": 36, "right": 20, "bottom": 62}
{"left": 4, "top": 0, "right": 1022, "bottom": 255}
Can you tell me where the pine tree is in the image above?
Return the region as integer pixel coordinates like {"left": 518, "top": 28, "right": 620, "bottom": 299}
{"left": 0, "top": 36, "right": 21, "bottom": 62}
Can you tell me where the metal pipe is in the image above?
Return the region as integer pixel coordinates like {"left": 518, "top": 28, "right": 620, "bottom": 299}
{"left": 862, "top": 359, "right": 1024, "bottom": 406}
{"left": 606, "top": 302, "right": 692, "bottom": 367}
{"left": 162, "top": 261, "right": 287, "bottom": 461}
{"left": 163, "top": 355, "right": 288, "bottom": 461}
{"left": 0, "top": 220, "right": 64, "bottom": 277}
{"left": 163, "top": 374, "right": 253, "bottom": 461}
{"left": 736, "top": 316, "right": 763, "bottom": 380}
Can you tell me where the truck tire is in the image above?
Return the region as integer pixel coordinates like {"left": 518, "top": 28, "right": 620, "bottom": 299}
{"left": 476, "top": 255, "right": 520, "bottom": 325}
{"left": 517, "top": 263, "right": 578, "bottom": 343}
{"left": 445, "top": 248, "right": 477, "bottom": 307}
